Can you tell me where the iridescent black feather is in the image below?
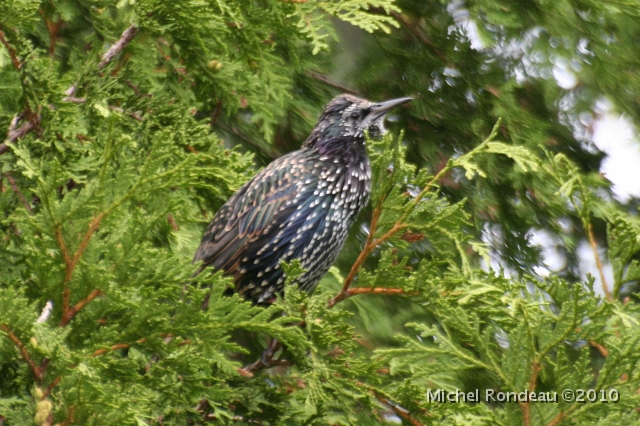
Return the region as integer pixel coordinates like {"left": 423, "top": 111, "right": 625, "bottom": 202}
{"left": 194, "top": 94, "right": 411, "bottom": 304}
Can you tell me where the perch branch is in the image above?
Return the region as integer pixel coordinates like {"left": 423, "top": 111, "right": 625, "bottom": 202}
{"left": 328, "top": 120, "right": 502, "bottom": 308}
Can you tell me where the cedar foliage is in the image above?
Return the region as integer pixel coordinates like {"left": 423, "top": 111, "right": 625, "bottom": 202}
{"left": 1, "top": 1, "right": 640, "bottom": 425}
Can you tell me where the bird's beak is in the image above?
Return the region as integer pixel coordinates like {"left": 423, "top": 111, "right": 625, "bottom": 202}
{"left": 368, "top": 97, "right": 413, "bottom": 121}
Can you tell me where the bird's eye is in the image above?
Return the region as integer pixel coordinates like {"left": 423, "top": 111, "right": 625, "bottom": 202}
{"left": 350, "top": 112, "right": 360, "bottom": 120}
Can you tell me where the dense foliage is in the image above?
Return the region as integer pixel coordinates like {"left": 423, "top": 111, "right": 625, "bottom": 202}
{"left": 1, "top": 1, "right": 639, "bottom": 425}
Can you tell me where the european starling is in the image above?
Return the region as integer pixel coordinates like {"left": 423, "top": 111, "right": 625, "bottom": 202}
{"left": 194, "top": 94, "right": 412, "bottom": 304}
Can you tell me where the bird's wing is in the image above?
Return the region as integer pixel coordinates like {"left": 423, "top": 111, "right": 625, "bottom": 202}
{"left": 192, "top": 155, "right": 326, "bottom": 289}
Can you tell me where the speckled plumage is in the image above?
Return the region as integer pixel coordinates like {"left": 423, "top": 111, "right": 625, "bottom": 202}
{"left": 193, "top": 94, "right": 411, "bottom": 304}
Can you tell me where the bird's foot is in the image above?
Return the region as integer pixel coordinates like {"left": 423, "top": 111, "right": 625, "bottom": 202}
{"left": 238, "top": 339, "right": 292, "bottom": 377}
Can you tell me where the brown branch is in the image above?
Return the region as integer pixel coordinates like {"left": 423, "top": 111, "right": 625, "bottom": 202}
{"left": 42, "top": 376, "right": 61, "bottom": 399}
{"left": 546, "top": 413, "right": 566, "bottom": 426}
{"left": 307, "top": 71, "right": 358, "bottom": 95}
{"left": 328, "top": 148, "right": 462, "bottom": 309}
{"left": 327, "top": 221, "right": 405, "bottom": 308}
{"left": 58, "top": 213, "right": 105, "bottom": 326}
{"left": 3, "top": 173, "right": 32, "bottom": 213}
{"left": 0, "top": 324, "right": 43, "bottom": 382}
{"left": 520, "top": 361, "right": 541, "bottom": 426}
{"left": 589, "top": 340, "right": 608, "bottom": 357}
{"left": 43, "top": 336, "right": 151, "bottom": 398}
{"left": 98, "top": 24, "right": 139, "bottom": 69}
{"left": 587, "top": 223, "right": 611, "bottom": 301}
{"left": 90, "top": 338, "right": 146, "bottom": 358}
{"left": 58, "top": 405, "right": 75, "bottom": 426}
{"left": 328, "top": 287, "right": 416, "bottom": 308}
{"left": 0, "top": 29, "right": 21, "bottom": 69}
{"left": 42, "top": 16, "right": 62, "bottom": 58}
{"left": 64, "top": 289, "right": 102, "bottom": 325}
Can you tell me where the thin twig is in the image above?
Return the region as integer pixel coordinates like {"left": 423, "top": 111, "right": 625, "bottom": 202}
{"left": 0, "top": 29, "right": 21, "bottom": 69}
{"left": 57, "top": 213, "right": 105, "bottom": 326}
{"left": 366, "top": 386, "right": 426, "bottom": 426}
{"left": 520, "top": 361, "right": 541, "bottom": 426}
{"left": 42, "top": 376, "right": 61, "bottom": 399}
{"left": 307, "top": 72, "right": 358, "bottom": 94}
{"left": 327, "top": 287, "right": 416, "bottom": 308}
{"left": 98, "top": 24, "right": 139, "bottom": 69}
{"left": 3, "top": 173, "right": 32, "bottom": 213}
{"left": 90, "top": 338, "right": 146, "bottom": 357}
{"left": 65, "top": 289, "right": 103, "bottom": 324}
{"left": 587, "top": 223, "right": 611, "bottom": 301}
{"left": 589, "top": 340, "right": 608, "bottom": 357}
{"left": 0, "top": 325, "right": 43, "bottom": 382}
{"left": 546, "top": 413, "right": 566, "bottom": 426}
{"left": 58, "top": 405, "right": 75, "bottom": 426}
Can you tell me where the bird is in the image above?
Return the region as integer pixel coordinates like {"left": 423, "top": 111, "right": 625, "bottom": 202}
{"left": 193, "top": 94, "right": 412, "bottom": 304}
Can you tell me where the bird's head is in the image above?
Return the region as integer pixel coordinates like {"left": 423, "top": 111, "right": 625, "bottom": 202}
{"left": 303, "top": 94, "right": 412, "bottom": 149}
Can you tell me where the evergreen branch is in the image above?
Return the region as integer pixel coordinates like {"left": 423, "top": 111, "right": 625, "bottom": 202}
{"left": 57, "top": 213, "right": 105, "bottom": 326}
{"left": 520, "top": 290, "right": 581, "bottom": 425}
{"left": 329, "top": 119, "right": 502, "bottom": 308}
{"left": 55, "top": 155, "right": 197, "bottom": 325}
{"left": 354, "top": 381, "right": 426, "bottom": 426}
{"left": 371, "top": 390, "right": 425, "bottom": 426}
{"left": 307, "top": 71, "right": 358, "bottom": 94}
{"left": 520, "top": 361, "right": 541, "bottom": 426}
{"left": 3, "top": 172, "right": 32, "bottom": 214}
{"left": 547, "top": 405, "right": 579, "bottom": 426}
{"left": 216, "top": 121, "right": 277, "bottom": 159}
{"left": 98, "top": 24, "right": 139, "bottom": 69}
{"left": 58, "top": 405, "right": 75, "bottom": 426}
{"left": 0, "top": 324, "right": 43, "bottom": 382}
{"left": 90, "top": 338, "right": 147, "bottom": 357}
{"left": 0, "top": 29, "right": 21, "bottom": 69}
{"left": 554, "top": 154, "right": 611, "bottom": 301}
{"left": 519, "top": 304, "right": 542, "bottom": 426}
{"left": 587, "top": 222, "right": 611, "bottom": 301}
{"left": 39, "top": 10, "right": 62, "bottom": 58}
{"left": 64, "top": 289, "right": 102, "bottom": 325}
{"left": 0, "top": 114, "right": 39, "bottom": 156}
{"left": 42, "top": 376, "right": 60, "bottom": 399}
{"left": 386, "top": 10, "right": 446, "bottom": 62}
{"left": 238, "top": 339, "right": 290, "bottom": 377}
{"left": 589, "top": 340, "right": 608, "bottom": 357}
{"left": 108, "top": 106, "right": 144, "bottom": 121}
{"left": 328, "top": 286, "right": 416, "bottom": 307}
